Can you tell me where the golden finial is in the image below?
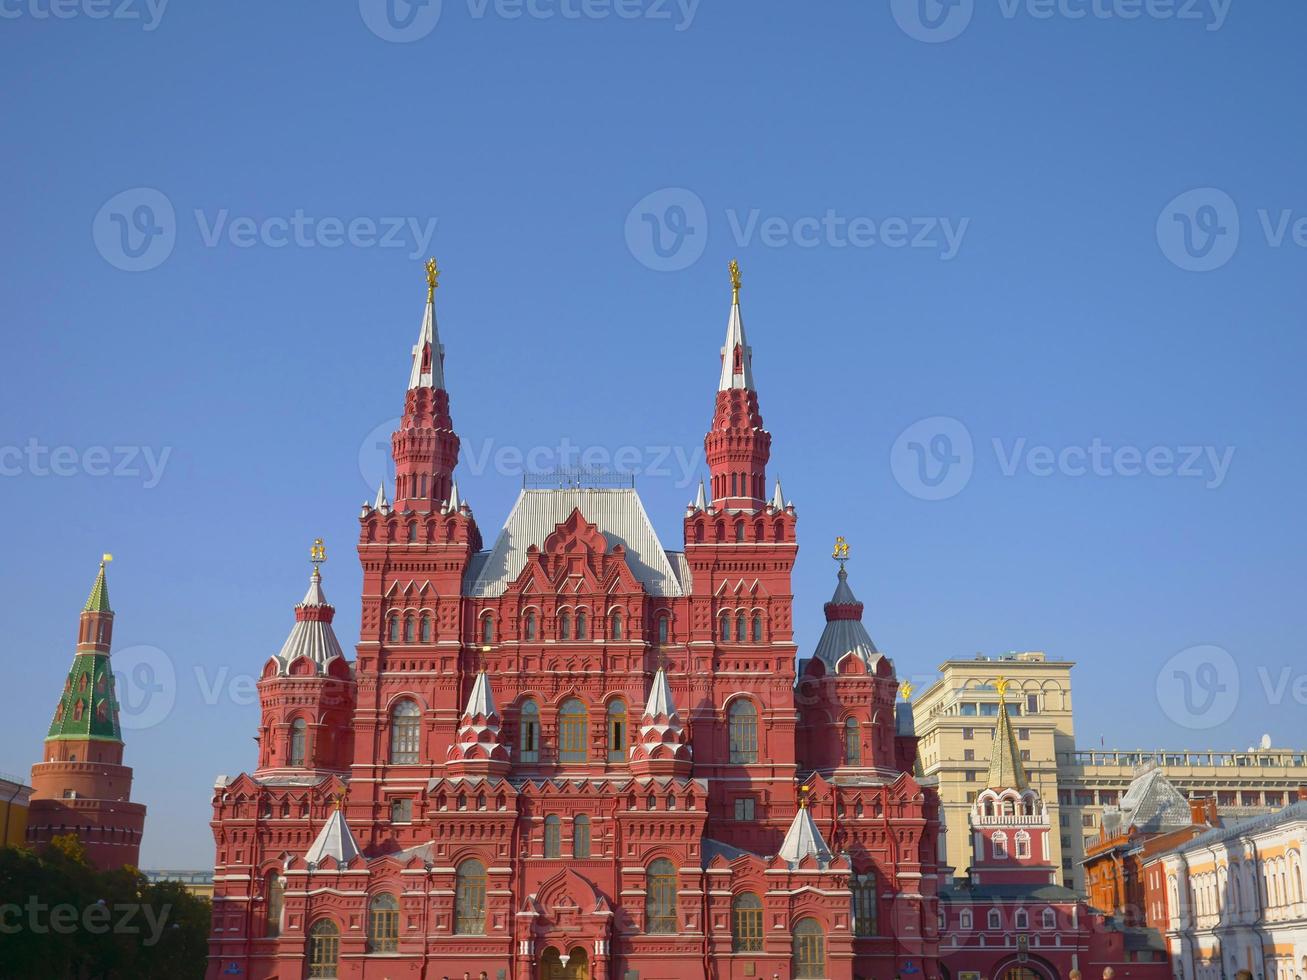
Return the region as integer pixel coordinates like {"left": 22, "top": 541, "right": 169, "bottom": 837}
{"left": 729, "top": 259, "right": 742, "bottom": 305}
{"left": 425, "top": 257, "right": 440, "bottom": 302}
{"left": 832, "top": 536, "right": 850, "bottom": 566}
{"left": 995, "top": 677, "right": 1010, "bottom": 701}
{"left": 101, "top": 553, "right": 114, "bottom": 565}
{"left": 310, "top": 537, "right": 327, "bottom": 571}
{"left": 332, "top": 790, "right": 346, "bottom": 811}
{"left": 899, "top": 680, "right": 915, "bottom": 702}
{"left": 798, "top": 783, "right": 812, "bottom": 809}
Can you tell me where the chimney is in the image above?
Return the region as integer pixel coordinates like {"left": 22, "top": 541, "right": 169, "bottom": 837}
{"left": 1189, "top": 795, "right": 1219, "bottom": 827}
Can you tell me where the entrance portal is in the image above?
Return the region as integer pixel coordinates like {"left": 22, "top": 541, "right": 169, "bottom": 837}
{"left": 540, "top": 946, "right": 589, "bottom": 980}
{"left": 1002, "top": 968, "right": 1048, "bottom": 980}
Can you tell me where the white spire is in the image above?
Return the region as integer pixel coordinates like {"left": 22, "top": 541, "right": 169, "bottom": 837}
{"left": 718, "top": 294, "right": 755, "bottom": 391}
{"left": 464, "top": 670, "right": 496, "bottom": 718}
{"left": 305, "top": 807, "right": 360, "bottom": 867}
{"left": 447, "top": 479, "right": 462, "bottom": 512}
{"left": 301, "top": 567, "right": 327, "bottom": 606}
{"left": 778, "top": 803, "right": 833, "bottom": 867}
{"left": 693, "top": 479, "right": 706, "bottom": 511}
{"left": 374, "top": 483, "right": 389, "bottom": 511}
{"left": 770, "top": 477, "right": 784, "bottom": 510}
{"left": 643, "top": 667, "right": 678, "bottom": 720}
{"left": 407, "top": 261, "right": 446, "bottom": 390}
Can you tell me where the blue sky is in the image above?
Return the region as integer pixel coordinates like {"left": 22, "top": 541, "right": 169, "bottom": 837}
{"left": 2, "top": 1, "right": 1304, "bottom": 866}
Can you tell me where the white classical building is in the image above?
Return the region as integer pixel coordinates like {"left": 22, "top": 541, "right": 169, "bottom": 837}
{"left": 1153, "top": 800, "right": 1307, "bottom": 980}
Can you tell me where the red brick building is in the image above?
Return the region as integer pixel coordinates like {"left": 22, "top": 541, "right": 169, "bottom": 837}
{"left": 1082, "top": 766, "right": 1219, "bottom": 926}
{"left": 206, "top": 262, "right": 944, "bottom": 980}
{"left": 939, "top": 685, "right": 1171, "bottom": 980}
{"left": 27, "top": 558, "right": 147, "bottom": 871}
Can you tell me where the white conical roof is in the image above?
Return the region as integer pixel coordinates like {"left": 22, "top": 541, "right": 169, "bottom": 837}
{"left": 275, "top": 569, "right": 345, "bottom": 672}
{"left": 770, "top": 478, "right": 784, "bottom": 510}
{"left": 464, "top": 671, "right": 496, "bottom": 718}
{"left": 305, "top": 807, "right": 360, "bottom": 866}
{"left": 778, "top": 803, "right": 833, "bottom": 867}
{"left": 407, "top": 292, "right": 446, "bottom": 390}
{"left": 718, "top": 293, "right": 754, "bottom": 391}
{"left": 447, "top": 479, "right": 462, "bottom": 512}
{"left": 374, "top": 484, "right": 389, "bottom": 510}
{"left": 643, "top": 667, "right": 678, "bottom": 720}
{"left": 692, "top": 479, "right": 706, "bottom": 512}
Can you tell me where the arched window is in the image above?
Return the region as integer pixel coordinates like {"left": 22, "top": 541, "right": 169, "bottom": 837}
{"left": 558, "top": 610, "right": 571, "bottom": 640}
{"left": 402, "top": 615, "right": 414, "bottom": 643}
{"left": 524, "top": 611, "right": 537, "bottom": 641}
{"left": 419, "top": 614, "right": 431, "bottom": 642}
{"left": 607, "top": 700, "right": 628, "bottom": 763}
{"left": 720, "top": 615, "right": 731, "bottom": 642}
{"left": 407, "top": 522, "right": 418, "bottom": 542}
{"left": 844, "top": 718, "right": 862, "bottom": 766}
{"left": 960, "top": 908, "right": 973, "bottom": 930}
{"left": 558, "top": 698, "right": 588, "bottom": 763}
{"left": 1042, "top": 907, "right": 1057, "bottom": 930}
{"left": 367, "top": 893, "right": 399, "bottom": 953}
{"left": 792, "top": 918, "right": 825, "bottom": 979}
{"left": 1015, "top": 908, "right": 1029, "bottom": 930}
{"left": 482, "top": 615, "right": 494, "bottom": 645}
{"left": 544, "top": 815, "right": 561, "bottom": 858}
{"left": 734, "top": 615, "right": 745, "bottom": 644}
{"left": 987, "top": 908, "right": 1002, "bottom": 930}
{"left": 265, "top": 872, "right": 284, "bottom": 938}
{"left": 732, "top": 893, "right": 763, "bottom": 952}
{"left": 610, "top": 611, "right": 623, "bottom": 640}
{"left": 992, "top": 831, "right": 1009, "bottom": 860}
{"left": 454, "top": 860, "right": 487, "bottom": 935}
{"left": 390, "top": 700, "right": 421, "bottom": 765}
{"left": 307, "top": 919, "right": 339, "bottom": 978}
{"left": 519, "top": 699, "right": 540, "bottom": 763}
{"left": 1015, "top": 830, "right": 1032, "bottom": 859}
{"left": 573, "top": 815, "right": 591, "bottom": 859}
{"left": 751, "top": 614, "right": 762, "bottom": 642}
{"left": 852, "top": 872, "right": 877, "bottom": 936}
{"left": 657, "top": 615, "right": 668, "bottom": 645}
{"left": 728, "top": 700, "right": 758, "bottom": 764}
{"left": 289, "top": 718, "right": 307, "bottom": 768}
{"left": 388, "top": 616, "right": 400, "bottom": 642}
{"left": 575, "top": 609, "right": 587, "bottom": 640}
{"left": 735, "top": 521, "right": 745, "bottom": 542}
{"left": 645, "top": 858, "right": 677, "bottom": 934}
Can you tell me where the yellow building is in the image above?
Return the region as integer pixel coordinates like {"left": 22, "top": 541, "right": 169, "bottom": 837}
{"left": 0, "top": 772, "right": 33, "bottom": 848}
{"left": 913, "top": 652, "right": 1078, "bottom": 886}
{"left": 913, "top": 653, "right": 1307, "bottom": 894}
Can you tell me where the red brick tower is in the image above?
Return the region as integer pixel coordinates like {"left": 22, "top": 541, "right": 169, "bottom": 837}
{"left": 28, "top": 557, "right": 147, "bottom": 871}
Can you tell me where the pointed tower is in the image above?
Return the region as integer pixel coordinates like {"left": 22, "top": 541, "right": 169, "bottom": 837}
{"left": 705, "top": 259, "right": 772, "bottom": 508}
{"left": 628, "top": 667, "right": 692, "bottom": 776}
{"left": 28, "top": 557, "right": 147, "bottom": 870}
{"left": 255, "top": 541, "right": 356, "bottom": 773}
{"left": 777, "top": 789, "right": 834, "bottom": 868}
{"left": 391, "top": 258, "right": 460, "bottom": 511}
{"left": 445, "top": 671, "right": 510, "bottom": 776}
{"left": 967, "top": 678, "right": 1053, "bottom": 886}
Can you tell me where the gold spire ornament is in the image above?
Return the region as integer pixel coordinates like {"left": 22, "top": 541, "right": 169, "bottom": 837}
{"left": 310, "top": 538, "right": 327, "bottom": 570}
{"left": 798, "top": 783, "right": 811, "bottom": 809}
{"left": 899, "top": 680, "right": 915, "bottom": 702}
{"left": 832, "top": 536, "right": 850, "bottom": 565}
{"left": 995, "top": 676, "right": 1010, "bottom": 701}
{"left": 425, "top": 257, "right": 440, "bottom": 302}
{"left": 101, "top": 553, "right": 114, "bottom": 565}
{"left": 729, "top": 259, "right": 742, "bottom": 305}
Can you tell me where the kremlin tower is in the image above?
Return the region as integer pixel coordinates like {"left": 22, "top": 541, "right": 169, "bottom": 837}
{"left": 27, "top": 557, "right": 147, "bottom": 871}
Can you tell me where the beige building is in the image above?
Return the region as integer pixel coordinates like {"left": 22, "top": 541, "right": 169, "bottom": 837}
{"left": 912, "top": 653, "right": 1307, "bottom": 894}
{"left": 913, "top": 652, "right": 1078, "bottom": 885}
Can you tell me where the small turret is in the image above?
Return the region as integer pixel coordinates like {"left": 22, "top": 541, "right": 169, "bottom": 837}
{"left": 628, "top": 667, "right": 692, "bottom": 776}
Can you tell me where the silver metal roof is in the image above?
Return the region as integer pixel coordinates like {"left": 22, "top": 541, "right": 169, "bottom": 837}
{"left": 1101, "top": 765, "right": 1193, "bottom": 837}
{"left": 464, "top": 488, "right": 686, "bottom": 598}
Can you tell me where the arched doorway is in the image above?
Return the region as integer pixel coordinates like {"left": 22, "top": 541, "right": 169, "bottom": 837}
{"left": 999, "top": 964, "right": 1054, "bottom": 980}
{"left": 540, "top": 945, "right": 589, "bottom": 980}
